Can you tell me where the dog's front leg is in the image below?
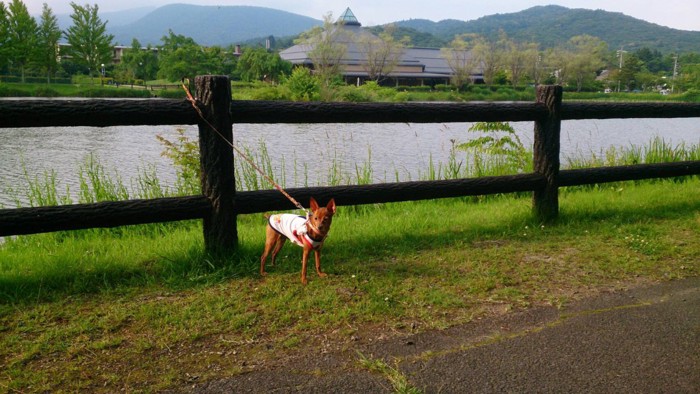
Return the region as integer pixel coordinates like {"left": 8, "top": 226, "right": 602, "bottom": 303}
{"left": 301, "top": 247, "right": 310, "bottom": 285}
{"left": 314, "top": 249, "right": 327, "bottom": 278}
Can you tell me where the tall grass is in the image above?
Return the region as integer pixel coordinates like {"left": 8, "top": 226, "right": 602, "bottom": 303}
{"left": 565, "top": 136, "right": 700, "bottom": 168}
{"left": 9, "top": 131, "right": 696, "bottom": 210}
{"left": 6, "top": 153, "right": 177, "bottom": 208}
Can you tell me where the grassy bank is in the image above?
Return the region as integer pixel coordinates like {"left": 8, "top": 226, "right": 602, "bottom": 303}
{"left": 0, "top": 82, "right": 179, "bottom": 98}
{"left": 1, "top": 178, "right": 698, "bottom": 391}
{"left": 230, "top": 82, "right": 699, "bottom": 103}
{"left": 3, "top": 80, "right": 699, "bottom": 102}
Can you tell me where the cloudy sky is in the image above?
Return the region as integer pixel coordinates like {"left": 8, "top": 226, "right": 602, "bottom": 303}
{"left": 22, "top": 0, "right": 700, "bottom": 31}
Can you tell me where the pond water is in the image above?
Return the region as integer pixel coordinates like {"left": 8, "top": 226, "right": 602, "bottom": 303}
{"left": 1, "top": 118, "right": 699, "bottom": 207}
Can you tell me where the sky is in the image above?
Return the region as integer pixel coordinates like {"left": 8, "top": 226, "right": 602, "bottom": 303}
{"left": 21, "top": 0, "right": 700, "bottom": 32}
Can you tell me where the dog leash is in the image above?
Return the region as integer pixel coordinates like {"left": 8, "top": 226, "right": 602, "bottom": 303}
{"left": 181, "top": 82, "right": 309, "bottom": 215}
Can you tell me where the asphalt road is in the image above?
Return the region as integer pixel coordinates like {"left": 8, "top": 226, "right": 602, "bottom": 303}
{"left": 180, "top": 277, "right": 699, "bottom": 393}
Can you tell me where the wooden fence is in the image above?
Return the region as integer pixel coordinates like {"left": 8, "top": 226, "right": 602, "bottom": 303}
{"left": 2, "top": 76, "right": 700, "bottom": 252}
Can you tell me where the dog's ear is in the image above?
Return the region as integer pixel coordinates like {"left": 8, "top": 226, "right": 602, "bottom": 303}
{"left": 327, "top": 198, "right": 336, "bottom": 214}
{"left": 309, "top": 197, "right": 319, "bottom": 212}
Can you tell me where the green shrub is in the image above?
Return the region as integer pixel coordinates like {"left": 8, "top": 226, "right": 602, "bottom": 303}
{"left": 157, "top": 89, "right": 187, "bottom": 99}
{"left": 250, "top": 85, "right": 290, "bottom": 101}
{"left": 392, "top": 91, "right": 411, "bottom": 102}
{"left": 680, "top": 89, "right": 700, "bottom": 102}
{"left": 339, "top": 87, "right": 373, "bottom": 102}
{"left": 284, "top": 67, "right": 319, "bottom": 101}
{"left": 396, "top": 85, "right": 432, "bottom": 92}
{"left": 78, "top": 87, "right": 151, "bottom": 98}
{"left": 0, "top": 84, "right": 30, "bottom": 97}
{"left": 33, "top": 87, "right": 60, "bottom": 97}
{"left": 156, "top": 129, "right": 201, "bottom": 195}
{"left": 457, "top": 122, "right": 531, "bottom": 176}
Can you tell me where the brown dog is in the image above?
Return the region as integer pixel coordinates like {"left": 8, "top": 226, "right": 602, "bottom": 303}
{"left": 260, "top": 197, "right": 336, "bottom": 285}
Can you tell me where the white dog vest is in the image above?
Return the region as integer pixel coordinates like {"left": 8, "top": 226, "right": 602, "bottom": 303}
{"left": 268, "top": 214, "right": 324, "bottom": 249}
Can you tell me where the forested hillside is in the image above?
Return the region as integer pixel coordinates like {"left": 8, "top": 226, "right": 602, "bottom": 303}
{"left": 395, "top": 5, "right": 700, "bottom": 53}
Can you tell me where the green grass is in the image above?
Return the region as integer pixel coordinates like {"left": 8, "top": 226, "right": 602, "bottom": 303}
{"left": 0, "top": 82, "right": 153, "bottom": 98}
{"left": 1, "top": 179, "right": 698, "bottom": 392}
{"left": 5, "top": 81, "right": 699, "bottom": 102}
{"left": 358, "top": 352, "right": 422, "bottom": 393}
{"left": 565, "top": 136, "right": 700, "bottom": 169}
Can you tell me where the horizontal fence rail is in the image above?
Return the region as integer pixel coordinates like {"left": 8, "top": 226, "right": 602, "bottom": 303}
{"left": 1, "top": 78, "right": 699, "bottom": 251}
{"left": 560, "top": 102, "right": 700, "bottom": 120}
{"left": 558, "top": 161, "right": 700, "bottom": 186}
{"left": 0, "top": 196, "right": 210, "bottom": 236}
{"left": 0, "top": 174, "right": 544, "bottom": 236}
{"left": 2, "top": 161, "right": 699, "bottom": 237}
{"left": 4, "top": 100, "right": 700, "bottom": 128}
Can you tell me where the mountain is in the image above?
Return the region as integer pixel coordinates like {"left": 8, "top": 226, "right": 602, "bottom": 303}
{"left": 55, "top": 7, "right": 157, "bottom": 31}
{"left": 51, "top": 4, "right": 700, "bottom": 53}
{"left": 395, "top": 5, "right": 700, "bottom": 53}
{"left": 106, "top": 4, "right": 322, "bottom": 46}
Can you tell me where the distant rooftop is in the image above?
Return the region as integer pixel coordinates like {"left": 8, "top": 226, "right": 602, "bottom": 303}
{"left": 337, "top": 7, "right": 361, "bottom": 26}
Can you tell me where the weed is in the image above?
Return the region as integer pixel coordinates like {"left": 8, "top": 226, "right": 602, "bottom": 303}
{"left": 458, "top": 121, "right": 532, "bottom": 176}
{"left": 357, "top": 352, "right": 422, "bottom": 394}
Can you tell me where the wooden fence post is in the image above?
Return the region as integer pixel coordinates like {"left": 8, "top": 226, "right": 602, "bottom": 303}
{"left": 533, "top": 85, "right": 563, "bottom": 223}
{"left": 195, "top": 75, "right": 237, "bottom": 252}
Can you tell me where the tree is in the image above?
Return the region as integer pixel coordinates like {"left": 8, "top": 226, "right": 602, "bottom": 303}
{"left": 356, "top": 24, "right": 407, "bottom": 84}
{"left": 634, "top": 69, "right": 662, "bottom": 91}
{"left": 7, "top": 0, "right": 38, "bottom": 82}
{"left": 296, "top": 13, "right": 347, "bottom": 92}
{"left": 524, "top": 43, "right": 544, "bottom": 86}
{"left": 200, "top": 46, "right": 228, "bottom": 76}
{"left": 236, "top": 47, "right": 291, "bottom": 83}
{"left": 635, "top": 47, "right": 666, "bottom": 73}
{"left": 618, "top": 53, "right": 643, "bottom": 91}
{"left": 545, "top": 47, "right": 571, "bottom": 86}
{"left": 0, "top": 3, "right": 10, "bottom": 73}
{"left": 472, "top": 34, "right": 504, "bottom": 85}
{"left": 502, "top": 35, "right": 533, "bottom": 87}
{"left": 566, "top": 35, "right": 606, "bottom": 92}
{"left": 678, "top": 64, "right": 700, "bottom": 92}
{"left": 156, "top": 31, "right": 233, "bottom": 81}
{"left": 64, "top": 2, "right": 114, "bottom": 77}
{"left": 113, "top": 39, "right": 158, "bottom": 83}
{"left": 267, "top": 51, "right": 293, "bottom": 83}
{"left": 36, "top": 3, "right": 62, "bottom": 83}
{"left": 157, "top": 30, "right": 206, "bottom": 81}
{"left": 237, "top": 47, "right": 270, "bottom": 81}
{"left": 679, "top": 52, "right": 700, "bottom": 65}
{"left": 441, "top": 33, "right": 478, "bottom": 89}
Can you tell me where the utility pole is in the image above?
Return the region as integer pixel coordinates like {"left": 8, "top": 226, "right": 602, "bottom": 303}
{"left": 616, "top": 46, "right": 626, "bottom": 92}
{"left": 671, "top": 54, "right": 678, "bottom": 93}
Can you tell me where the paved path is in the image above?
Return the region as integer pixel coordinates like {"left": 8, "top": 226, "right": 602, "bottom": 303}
{"left": 181, "top": 277, "right": 699, "bottom": 393}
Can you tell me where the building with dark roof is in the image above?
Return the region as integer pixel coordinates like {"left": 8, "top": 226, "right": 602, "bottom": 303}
{"left": 280, "top": 8, "right": 482, "bottom": 87}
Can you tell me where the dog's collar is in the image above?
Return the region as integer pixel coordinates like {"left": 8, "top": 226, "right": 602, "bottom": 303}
{"left": 304, "top": 223, "right": 327, "bottom": 246}
{"left": 305, "top": 231, "right": 325, "bottom": 243}
{"left": 302, "top": 233, "right": 324, "bottom": 249}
